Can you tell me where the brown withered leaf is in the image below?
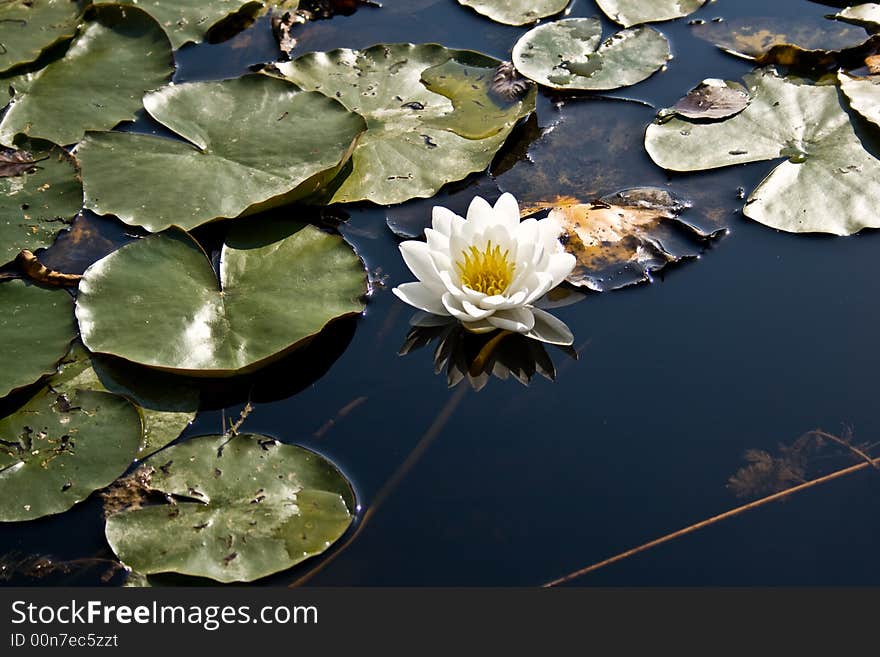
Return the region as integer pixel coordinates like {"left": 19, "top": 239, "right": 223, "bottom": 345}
{"left": 867, "top": 54, "right": 880, "bottom": 74}
{"left": 670, "top": 78, "right": 750, "bottom": 121}
{"left": 691, "top": 16, "right": 878, "bottom": 71}
{"left": 531, "top": 187, "right": 717, "bottom": 292}
{"left": 0, "top": 148, "right": 41, "bottom": 178}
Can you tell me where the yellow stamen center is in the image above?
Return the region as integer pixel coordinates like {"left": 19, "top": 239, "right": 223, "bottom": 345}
{"left": 455, "top": 241, "right": 515, "bottom": 296}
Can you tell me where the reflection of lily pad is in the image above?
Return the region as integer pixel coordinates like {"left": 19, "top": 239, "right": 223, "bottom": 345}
{"left": 839, "top": 71, "right": 880, "bottom": 130}
{"left": 50, "top": 343, "right": 199, "bottom": 456}
{"left": 0, "top": 6, "right": 174, "bottom": 147}
{"left": 512, "top": 18, "right": 671, "bottom": 91}
{"left": 0, "top": 0, "right": 83, "bottom": 74}
{"left": 456, "top": 0, "right": 569, "bottom": 26}
{"left": 76, "top": 221, "right": 367, "bottom": 375}
{"left": 105, "top": 434, "right": 355, "bottom": 583}
{"left": 0, "top": 388, "right": 142, "bottom": 522}
{"left": 77, "top": 75, "right": 366, "bottom": 232}
{"left": 0, "top": 143, "right": 82, "bottom": 266}
{"left": 533, "top": 188, "right": 715, "bottom": 291}
{"left": 275, "top": 44, "right": 536, "bottom": 205}
{"left": 645, "top": 68, "right": 880, "bottom": 235}
{"left": 93, "top": 0, "right": 262, "bottom": 49}
{"left": 0, "top": 279, "right": 76, "bottom": 398}
{"left": 596, "top": 0, "right": 706, "bottom": 28}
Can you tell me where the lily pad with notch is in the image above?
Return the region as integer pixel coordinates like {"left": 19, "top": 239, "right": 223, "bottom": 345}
{"left": 77, "top": 74, "right": 367, "bottom": 232}
{"left": 512, "top": 17, "right": 671, "bottom": 91}
{"left": 274, "top": 43, "right": 536, "bottom": 205}
{"left": 104, "top": 434, "right": 355, "bottom": 583}
{"left": 839, "top": 70, "right": 880, "bottom": 130}
{"left": 645, "top": 68, "right": 880, "bottom": 235}
{"left": 0, "top": 386, "right": 142, "bottom": 522}
{"left": 0, "top": 5, "right": 174, "bottom": 147}
{"left": 0, "top": 279, "right": 76, "bottom": 399}
{"left": 76, "top": 219, "right": 368, "bottom": 376}
{"left": 92, "top": 0, "right": 263, "bottom": 49}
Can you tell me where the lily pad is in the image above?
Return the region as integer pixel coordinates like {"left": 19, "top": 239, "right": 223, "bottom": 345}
{"left": 0, "top": 143, "right": 82, "bottom": 266}
{"left": 512, "top": 18, "right": 671, "bottom": 91}
{"left": 0, "top": 387, "right": 142, "bottom": 522}
{"left": 532, "top": 188, "right": 714, "bottom": 291}
{"left": 839, "top": 71, "right": 880, "bottom": 130}
{"left": 77, "top": 74, "right": 367, "bottom": 232}
{"left": 595, "top": 0, "right": 706, "bottom": 28}
{"left": 0, "top": 0, "right": 83, "bottom": 74}
{"left": 104, "top": 434, "right": 355, "bottom": 583}
{"left": 0, "top": 5, "right": 174, "bottom": 147}
{"left": 645, "top": 68, "right": 880, "bottom": 235}
{"left": 275, "top": 43, "right": 536, "bottom": 205}
{"left": 0, "top": 279, "right": 76, "bottom": 398}
{"left": 76, "top": 220, "right": 367, "bottom": 375}
{"left": 834, "top": 4, "right": 880, "bottom": 31}
{"left": 93, "top": 0, "right": 262, "bottom": 49}
{"left": 456, "top": 0, "right": 569, "bottom": 26}
{"left": 50, "top": 342, "right": 199, "bottom": 456}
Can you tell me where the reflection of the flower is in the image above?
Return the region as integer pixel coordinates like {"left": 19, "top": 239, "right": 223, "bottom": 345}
{"left": 399, "top": 312, "right": 578, "bottom": 391}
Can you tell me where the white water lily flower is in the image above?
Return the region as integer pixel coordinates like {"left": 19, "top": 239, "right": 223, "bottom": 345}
{"left": 392, "top": 193, "right": 577, "bottom": 345}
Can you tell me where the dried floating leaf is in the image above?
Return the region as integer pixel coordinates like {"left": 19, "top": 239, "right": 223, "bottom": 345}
{"left": 669, "top": 78, "right": 750, "bottom": 120}
{"left": 271, "top": 11, "right": 302, "bottom": 58}
{"left": 691, "top": 15, "right": 878, "bottom": 71}
{"left": 867, "top": 53, "right": 880, "bottom": 72}
{"left": 0, "top": 148, "right": 42, "bottom": 178}
{"left": 538, "top": 187, "right": 717, "bottom": 292}
{"left": 16, "top": 249, "right": 81, "bottom": 287}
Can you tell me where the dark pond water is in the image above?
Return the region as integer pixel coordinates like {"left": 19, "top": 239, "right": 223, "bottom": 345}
{"left": 4, "top": 0, "right": 880, "bottom": 586}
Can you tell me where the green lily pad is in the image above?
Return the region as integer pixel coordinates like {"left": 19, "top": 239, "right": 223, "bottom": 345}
{"left": 596, "top": 0, "right": 706, "bottom": 28}
{"left": 0, "top": 5, "right": 174, "bottom": 147}
{"left": 50, "top": 342, "right": 199, "bottom": 456}
{"left": 275, "top": 43, "right": 536, "bottom": 205}
{"left": 833, "top": 4, "right": 880, "bottom": 31}
{"left": 512, "top": 18, "right": 671, "bottom": 91}
{"left": 645, "top": 68, "right": 880, "bottom": 235}
{"left": 93, "top": 0, "right": 263, "bottom": 49}
{"left": 839, "top": 71, "right": 880, "bottom": 130}
{"left": 456, "top": 0, "right": 569, "bottom": 26}
{"left": 0, "top": 387, "right": 142, "bottom": 522}
{"left": 76, "top": 220, "right": 367, "bottom": 375}
{"left": 0, "top": 143, "right": 82, "bottom": 266}
{"left": 77, "top": 74, "right": 367, "bottom": 232}
{"left": 0, "top": 279, "right": 76, "bottom": 398}
{"left": 105, "top": 434, "right": 355, "bottom": 583}
{"left": 0, "top": 0, "right": 83, "bottom": 74}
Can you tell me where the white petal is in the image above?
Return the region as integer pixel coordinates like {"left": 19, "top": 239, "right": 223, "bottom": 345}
{"left": 526, "top": 308, "right": 574, "bottom": 345}
{"left": 546, "top": 252, "right": 577, "bottom": 288}
{"left": 493, "top": 192, "right": 522, "bottom": 231}
{"left": 442, "top": 292, "right": 487, "bottom": 323}
{"left": 432, "top": 206, "right": 464, "bottom": 236}
{"left": 466, "top": 196, "right": 495, "bottom": 228}
{"left": 399, "top": 241, "right": 445, "bottom": 293}
{"left": 461, "top": 299, "right": 495, "bottom": 320}
{"left": 486, "top": 307, "right": 536, "bottom": 333}
{"left": 439, "top": 270, "right": 486, "bottom": 304}
{"left": 523, "top": 271, "right": 555, "bottom": 305}
{"left": 393, "top": 283, "right": 449, "bottom": 316}
{"left": 538, "top": 213, "right": 565, "bottom": 251}
{"left": 424, "top": 227, "right": 449, "bottom": 253}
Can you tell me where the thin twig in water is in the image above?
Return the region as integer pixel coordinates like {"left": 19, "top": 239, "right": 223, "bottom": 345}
{"left": 226, "top": 400, "right": 254, "bottom": 437}
{"left": 808, "top": 428, "right": 879, "bottom": 471}
{"left": 289, "top": 385, "right": 468, "bottom": 587}
{"left": 543, "top": 437, "right": 880, "bottom": 587}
